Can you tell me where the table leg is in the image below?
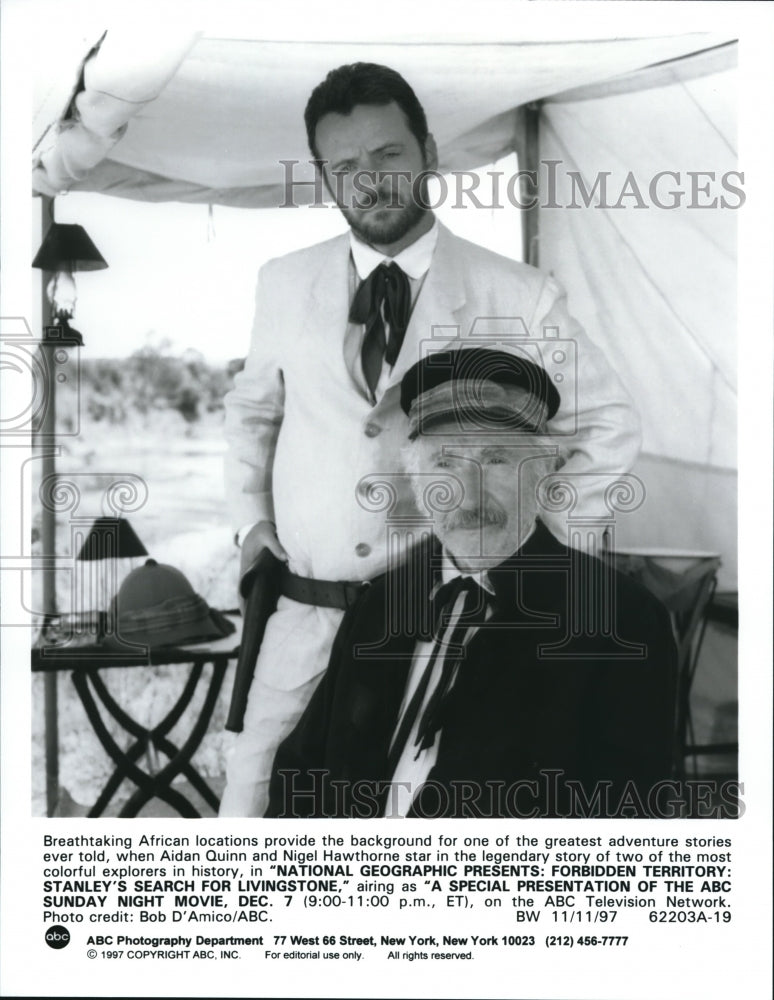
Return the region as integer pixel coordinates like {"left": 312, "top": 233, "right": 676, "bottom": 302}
{"left": 71, "top": 658, "right": 228, "bottom": 817}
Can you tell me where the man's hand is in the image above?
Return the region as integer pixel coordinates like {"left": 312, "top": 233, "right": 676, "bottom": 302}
{"left": 240, "top": 520, "right": 288, "bottom": 582}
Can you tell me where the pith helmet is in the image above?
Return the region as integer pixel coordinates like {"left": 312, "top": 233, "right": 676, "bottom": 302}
{"left": 104, "top": 558, "right": 234, "bottom": 649}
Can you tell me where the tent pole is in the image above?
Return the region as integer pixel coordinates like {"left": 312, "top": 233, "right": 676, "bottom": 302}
{"left": 522, "top": 101, "right": 541, "bottom": 267}
{"left": 38, "top": 193, "right": 60, "bottom": 816}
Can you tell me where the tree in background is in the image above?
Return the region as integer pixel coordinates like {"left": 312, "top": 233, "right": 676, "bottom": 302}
{"left": 58, "top": 334, "right": 237, "bottom": 428}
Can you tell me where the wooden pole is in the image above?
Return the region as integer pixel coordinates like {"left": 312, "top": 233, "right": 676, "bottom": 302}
{"left": 522, "top": 102, "right": 541, "bottom": 267}
{"left": 38, "top": 194, "right": 59, "bottom": 816}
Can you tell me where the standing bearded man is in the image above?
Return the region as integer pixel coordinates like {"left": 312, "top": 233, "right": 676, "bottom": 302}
{"left": 220, "top": 62, "right": 640, "bottom": 816}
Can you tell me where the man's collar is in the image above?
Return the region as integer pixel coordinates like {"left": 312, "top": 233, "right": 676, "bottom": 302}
{"left": 350, "top": 217, "right": 438, "bottom": 281}
{"left": 440, "top": 552, "right": 496, "bottom": 596}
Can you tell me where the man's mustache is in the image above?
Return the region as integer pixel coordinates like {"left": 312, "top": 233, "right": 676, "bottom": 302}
{"left": 443, "top": 498, "right": 508, "bottom": 531}
{"left": 358, "top": 192, "right": 407, "bottom": 210}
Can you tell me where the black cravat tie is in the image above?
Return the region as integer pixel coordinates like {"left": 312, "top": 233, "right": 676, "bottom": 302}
{"left": 349, "top": 262, "right": 411, "bottom": 400}
{"left": 387, "top": 576, "right": 489, "bottom": 773}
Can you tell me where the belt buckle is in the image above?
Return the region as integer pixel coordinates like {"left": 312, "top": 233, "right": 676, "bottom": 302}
{"left": 344, "top": 579, "right": 370, "bottom": 609}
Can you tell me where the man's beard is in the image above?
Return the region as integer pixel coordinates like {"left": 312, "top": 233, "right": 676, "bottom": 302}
{"left": 338, "top": 173, "right": 430, "bottom": 247}
{"left": 342, "top": 197, "right": 427, "bottom": 247}
{"left": 442, "top": 497, "right": 509, "bottom": 534}
{"left": 438, "top": 496, "right": 524, "bottom": 567}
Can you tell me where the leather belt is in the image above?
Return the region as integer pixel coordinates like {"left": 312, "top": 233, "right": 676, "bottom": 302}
{"left": 279, "top": 566, "right": 370, "bottom": 610}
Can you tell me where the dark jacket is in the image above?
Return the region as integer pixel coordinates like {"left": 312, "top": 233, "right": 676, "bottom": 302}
{"left": 267, "top": 522, "right": 677, "bottom": 818}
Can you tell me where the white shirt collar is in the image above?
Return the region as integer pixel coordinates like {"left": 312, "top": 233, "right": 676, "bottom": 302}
{"left": 350, "top": 218, "right": 438, "bottom": 281}
{"left": 440, "top": 553, "right": 495, "bottom": 596}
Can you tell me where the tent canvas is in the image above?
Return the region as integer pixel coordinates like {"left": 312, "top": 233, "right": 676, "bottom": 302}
{"left": 539, "top": 44, "right": 737, "bottom": 586}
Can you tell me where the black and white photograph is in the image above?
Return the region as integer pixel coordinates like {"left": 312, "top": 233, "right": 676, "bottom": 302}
{"left": 1, "top": 1, "right": 771, "bottom": 997}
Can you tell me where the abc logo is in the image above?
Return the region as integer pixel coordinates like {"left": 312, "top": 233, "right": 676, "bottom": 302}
{"left": 45, "top": 925, "right": 70, "bottom": 949}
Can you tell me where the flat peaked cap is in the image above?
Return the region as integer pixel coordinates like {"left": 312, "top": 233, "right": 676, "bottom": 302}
{"left": 400, "top": 348, "right": 561, "bottom": 438}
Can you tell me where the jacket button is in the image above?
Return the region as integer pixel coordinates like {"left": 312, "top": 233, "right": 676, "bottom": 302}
{"left": 355, "top": 543, "right": 371, "bottom": 557}
{"left": 364, "top": 422, "right": 382, "bottom": 438}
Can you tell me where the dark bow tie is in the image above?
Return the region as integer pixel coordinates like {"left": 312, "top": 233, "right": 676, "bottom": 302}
{"left": 428, "top": 575, "right": 488, "bottom": 639}
{"left": 416, "top": 577, "right": 490, "bottom": 752}
{"left": 349, "top": 261, "right": 411, "bottom": 400}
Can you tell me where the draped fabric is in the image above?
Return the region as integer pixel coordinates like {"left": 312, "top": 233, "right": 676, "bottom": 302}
{"left": 32, "top": 30, "right": 734, "bottom": 205}
{"left": 33, "top": 30, "right": 202, "bottom": 197}
{"left": 537, "top": 45, "right": 737, "bottom": 586}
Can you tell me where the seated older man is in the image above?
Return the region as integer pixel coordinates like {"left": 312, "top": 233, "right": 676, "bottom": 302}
{"left": 266, "top": 348, "right": 677, "bottom": 818}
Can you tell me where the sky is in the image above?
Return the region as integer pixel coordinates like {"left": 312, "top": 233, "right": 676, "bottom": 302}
{"left": 46, "top": 157, "right": 522, "bottom": 363}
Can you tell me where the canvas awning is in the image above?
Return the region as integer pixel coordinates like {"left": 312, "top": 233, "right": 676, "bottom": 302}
{"left": 33, "top": 28, "right": 735, "bottom": 206}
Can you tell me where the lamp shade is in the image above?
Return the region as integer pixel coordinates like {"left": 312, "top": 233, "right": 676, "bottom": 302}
{"left": 77, "top": 518, "right": 148, "bottom": 561}
{"left": 32, "top": 223, "right": 108, "bottom": 272}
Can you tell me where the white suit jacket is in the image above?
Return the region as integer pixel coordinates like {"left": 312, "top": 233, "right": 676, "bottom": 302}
{"left": 224, "top": 222, "right": 640, "bottom": 581}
